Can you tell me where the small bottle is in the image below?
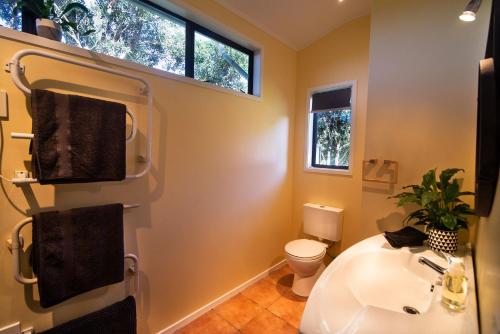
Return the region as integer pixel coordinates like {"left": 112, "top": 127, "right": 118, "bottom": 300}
{"left": 441, "top": 256, "right": 468, "bottom": 311}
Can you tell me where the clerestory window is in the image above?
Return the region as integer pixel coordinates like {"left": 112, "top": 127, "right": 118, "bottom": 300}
{"left": 0, "top": 0, "right": 255, "bottom": 95}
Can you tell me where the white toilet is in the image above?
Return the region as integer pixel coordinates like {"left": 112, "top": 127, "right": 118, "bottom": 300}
{"left": 285, "top": 203, "right": 343, "bottom": 297}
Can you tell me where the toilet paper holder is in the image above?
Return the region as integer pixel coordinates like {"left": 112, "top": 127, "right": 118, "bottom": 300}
{"left": 362, "top": 159, "right": 398, "bottom": 184}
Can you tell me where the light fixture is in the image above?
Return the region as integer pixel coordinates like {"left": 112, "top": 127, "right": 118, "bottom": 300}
{"left": 459, "top": 0, "right": 482, "bottom": 22}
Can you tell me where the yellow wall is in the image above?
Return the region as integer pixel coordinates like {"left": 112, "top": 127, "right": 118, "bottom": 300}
{"left": 360, "top": 0, "right": 489, "bottom": 237}
{"left": 292, "top": 16, "right": 371, "bottom": 256}
{"left": 0, "top": 1, "right": 296, "bottom": 332}
{"left": 0, "top": 0, "right": 497, "bottom": 333}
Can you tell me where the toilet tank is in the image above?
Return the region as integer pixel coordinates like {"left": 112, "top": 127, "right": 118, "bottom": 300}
{"left": 303, "top": 203, "right": 343, "bottom": 241}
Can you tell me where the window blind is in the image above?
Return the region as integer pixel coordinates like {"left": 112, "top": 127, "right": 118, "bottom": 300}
{"left": 311, "top": 87, "right": 351, "bottom": 112}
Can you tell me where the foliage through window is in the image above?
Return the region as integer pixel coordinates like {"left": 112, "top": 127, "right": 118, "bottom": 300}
{"left": 0, "top": 1, "right": 21, "bottom": 30}
{"left": 195, "top": 32, "right": 250, "bottom": 93}
{"left": 0, "top": 0, "right": 254, "bottom": 95}
{"left": 307, "top": 84, "right": 354, "bottom": 171}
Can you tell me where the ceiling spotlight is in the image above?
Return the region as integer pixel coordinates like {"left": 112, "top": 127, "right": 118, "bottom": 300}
{"left": 459, "top": 11, "right": 476, "bottom": 22}
{"left": 459, "top": 0, "right": 482, "bottom": 22}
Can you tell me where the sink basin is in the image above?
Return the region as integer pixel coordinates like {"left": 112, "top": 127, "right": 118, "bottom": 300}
{"left": 345, "top": 251, "right": 436, "bottom": 314}
{"left": 299, "top": 234, "right": 478, "bottom": 334}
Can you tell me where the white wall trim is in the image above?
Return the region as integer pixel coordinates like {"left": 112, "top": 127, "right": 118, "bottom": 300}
{"left": 156, "top": 259, "right": 287, "bottom": 334}
{"left": 0, "top": 26, "right": 262, "bottom": 101}
{"left": 304, "top": 80, "right": 357, "bottom": 176}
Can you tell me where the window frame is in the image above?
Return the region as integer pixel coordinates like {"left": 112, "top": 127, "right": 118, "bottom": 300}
{"left": 304, "top": 81, "right": 357, "bottom": 175}
{"left": 18, "top": 0, "right": 255, "bottom": 95}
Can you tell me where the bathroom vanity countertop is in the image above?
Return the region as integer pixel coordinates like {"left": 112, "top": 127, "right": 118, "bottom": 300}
{"left": 300, "top": 234, "right": 478, "bottom": 334}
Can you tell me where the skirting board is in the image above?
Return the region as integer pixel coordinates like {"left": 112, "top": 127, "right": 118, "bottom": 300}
{"left": 156, "top": 259, "right": 287, "bottom": 334}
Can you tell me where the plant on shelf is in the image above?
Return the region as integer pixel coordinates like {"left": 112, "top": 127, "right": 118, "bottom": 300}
{"left": 389, "top": 168, "right": 475, "bottom": 253}
{"left": 13, "top": 0, "right": 94, "bottom": 41}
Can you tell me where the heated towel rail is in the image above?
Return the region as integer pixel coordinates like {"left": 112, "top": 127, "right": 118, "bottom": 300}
{"left": 8, "top": 204, "right": 140, "bottom": 295}
{"left": 5, "top": 49, "right": 153, "bottom": 185}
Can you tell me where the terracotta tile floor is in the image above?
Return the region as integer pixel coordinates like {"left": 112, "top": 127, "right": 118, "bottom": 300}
{"left": 176, "top": 265, "right": 307, "bottom": 334}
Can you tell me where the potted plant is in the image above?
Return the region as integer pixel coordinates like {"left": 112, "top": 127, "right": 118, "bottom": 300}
{"left": 390, "top": 168, "right": 475, "bottom": 253}
{"left": 13, "top": 0, "right": 94, "bottom": 41}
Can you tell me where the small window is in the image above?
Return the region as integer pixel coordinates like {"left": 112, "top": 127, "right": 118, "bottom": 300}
{"left": 0, "top": 0, "right": 256, "bottom": 95}
{"left": 305, "top": 83, "right": 355, "bottom": 173}
{"left": 61, "top": 0, "right": 186, "bottom": 76}
{"left": 194, "top": 31, "right": 251, "bottom": 93}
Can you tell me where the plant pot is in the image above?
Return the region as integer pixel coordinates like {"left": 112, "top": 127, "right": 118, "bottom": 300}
{"left": 427, "top": 228, "right": 459, "bottom": 254}
{"left": 36, "top": 19, "right": 62, "bottom": 41}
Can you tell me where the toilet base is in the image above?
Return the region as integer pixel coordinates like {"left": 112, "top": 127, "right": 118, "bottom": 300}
{"left": 291, "top": 263, "right": 325, "bottom": 297}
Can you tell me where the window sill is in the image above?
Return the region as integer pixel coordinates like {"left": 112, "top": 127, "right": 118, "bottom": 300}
{"left": 0, "top": 26, "right": 262, "bottom": 102}
{"left": 304, "top": 166, "right": 352, "bottom": 176}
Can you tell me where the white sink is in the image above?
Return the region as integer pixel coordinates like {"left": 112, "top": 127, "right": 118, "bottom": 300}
{"left": 300, "top": 234, "right": 478, "bottom": 334}
{"left": 345, "top": 251, "right": 436, "bottom": 314}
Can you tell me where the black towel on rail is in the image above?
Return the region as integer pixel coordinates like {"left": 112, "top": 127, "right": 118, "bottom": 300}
{"left": 39, "top": 296, "right": 136, "bottom": 334}
{"left": 31, "top": 89, "right": 126, "bottom": 184}
{"left": 32, "top": 204, "right": 124, "bottom": 308}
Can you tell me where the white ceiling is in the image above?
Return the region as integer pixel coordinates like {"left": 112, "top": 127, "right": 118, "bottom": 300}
{"left": 214, "top": 0, "right": 371, "bottom": 50}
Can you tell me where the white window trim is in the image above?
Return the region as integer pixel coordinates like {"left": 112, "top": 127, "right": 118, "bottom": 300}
{"left": 0, "top": 9, "right": 263, "bottom": 101}
{"left": 304, "top": 80, "right": 357, "bottom": 176}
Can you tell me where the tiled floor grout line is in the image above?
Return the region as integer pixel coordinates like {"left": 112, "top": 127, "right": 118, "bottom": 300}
{"left": 212, "top": 310, "right": 241, "bottom": 332}
{"left": 214, "top": 285, "right": 298, "bottom": 330}
{"left": 212, "top": 293, "right": 264, "bottom": 331}
{"left": 176, "top": 266, "right": 303, "bottom": 333}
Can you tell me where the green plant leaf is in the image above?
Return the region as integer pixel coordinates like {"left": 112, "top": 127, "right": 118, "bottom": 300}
{"left": 456, "top": 217, "right": 469, "bottom": 229}
{"left": 81, "top": 29, "right": 96, "bottom": 36}
{"left": 453, "top": 203, "right": 475, "bottom": 215}
{"left": 44, "top": 0, "right": 54, "bottom": 19}
{"left": 414, "top": 220, "right": 428, "bottom": 225}
{"left": 439, "top": 168, "right": 464, "bottom": 187}
{"left": 421, "top": 191, "right": 438, "bottom": 206}
{"left": 389, "top": 191, "right": 415, "bottom": 198}
{"left": 422, "top": 169, "right": 437, "bottom": 190}
{"left": 402, "top": 184, "right": 422, "bottom": 190}
{"left": 458, "top": 191, "right": 475, "bottom": 196}
{"left": 440, "top": 213, "right": 458, "bottom": 230}
{"left": 61, "top": 2, "right": 90, "bottom": 17}
{"left": 397, "top": 195, "right": 419, "bottom": 206}
{"left": 60, "top": 20, "right": 78, "bottom": 32}
{"left": 403, "top": 209, "right": 429, "bottom": 225}
{"left": 443, "top": 179, "right": 460, "bottom": 202}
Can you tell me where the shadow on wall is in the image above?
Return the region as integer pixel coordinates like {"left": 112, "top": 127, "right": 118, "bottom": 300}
{"left": 1, "top": 77, "right": 168, "bottom": 334}
{"left": 375, "top": 212, "right": 406, "bottom": 233}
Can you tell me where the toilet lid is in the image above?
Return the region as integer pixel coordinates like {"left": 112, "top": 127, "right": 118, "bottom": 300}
{"left": 285, "top": 239, "right": 327, "bottom": 258}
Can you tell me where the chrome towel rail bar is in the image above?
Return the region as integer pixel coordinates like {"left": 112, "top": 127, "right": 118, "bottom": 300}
{"left": 8, "top": 204, "right": 140, "bottom": 295}
{"left": 11, "top": 109, "right": 138, "bottom": 144}
{"left": 5, "top": 49, "right": 153, "bottom": 184}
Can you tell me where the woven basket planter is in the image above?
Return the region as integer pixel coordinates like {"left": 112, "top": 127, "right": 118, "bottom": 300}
{"left": 427, "top": 228, "right": 459, "bottom": 254}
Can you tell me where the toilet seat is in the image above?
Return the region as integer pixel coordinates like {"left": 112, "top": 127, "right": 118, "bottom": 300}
{"left": 285, "top": 239, "right": 327, "bottom": 259}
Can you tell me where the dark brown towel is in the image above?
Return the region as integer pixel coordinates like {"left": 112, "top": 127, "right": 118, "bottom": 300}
{"left": 40, "top": 296, "right": 136, "bottom": 334}
{"left": 384, "top": 226, "right": 428, "bottom": 248}
{"left": 31, "top": 89, "right": 126, "bottom": 184}
{"left": 32, "top": 204, "right": 124, "bottom": 308}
